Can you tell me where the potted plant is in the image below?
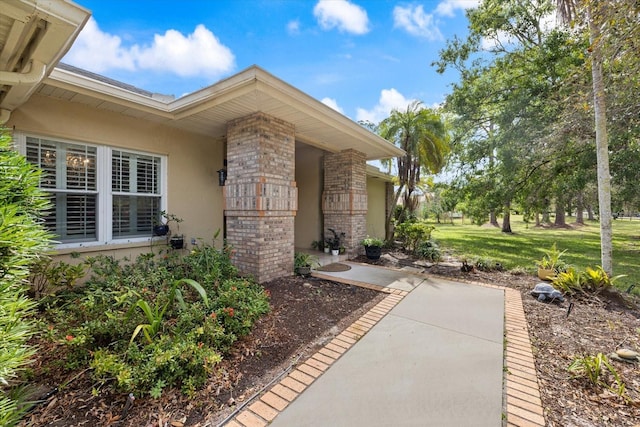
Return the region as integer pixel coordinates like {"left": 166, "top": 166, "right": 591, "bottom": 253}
{"left": 361, "top": 236, "right": 384, "bottom": 260}
{"left": 294, "top": 252, "right": 319, "bottom": 276}
{"left": 536, "top": 243, "right": 567, "bottom": 280}
{"left": 155, "top": 210, "right": 185, "bottom": 249}
{"left": 311, "top": 240, "right": 325, "bottom": 252}
{"left": 326, "top": 228, "right": 345, "bottom": 256}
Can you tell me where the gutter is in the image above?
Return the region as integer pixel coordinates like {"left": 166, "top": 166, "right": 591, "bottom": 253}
{"left": 0, "top": 60, "right": 46, "bottom": 85}
{"left": 0, "top": 60, "right": 47, "bottom": 123}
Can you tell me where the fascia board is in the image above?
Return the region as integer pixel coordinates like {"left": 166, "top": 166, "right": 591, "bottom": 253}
{"left": 47, "top": 68, "right": 175, "bottom": 118}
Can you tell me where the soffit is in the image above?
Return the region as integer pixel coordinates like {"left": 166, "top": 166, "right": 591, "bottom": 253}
{"left": 38, "top": 65, "right": 404, "bottom": 160}
{"left": 0, "top": 0, "right": 89, "bottom": 114}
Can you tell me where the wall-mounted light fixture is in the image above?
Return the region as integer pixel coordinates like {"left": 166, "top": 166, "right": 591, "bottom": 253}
{"left": 217, "top": 168, "right": 227, "bottom": 186}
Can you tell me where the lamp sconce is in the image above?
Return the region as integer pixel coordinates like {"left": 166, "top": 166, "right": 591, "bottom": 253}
{"left": 217, "top": 168, "right": 227, "bottom": 186}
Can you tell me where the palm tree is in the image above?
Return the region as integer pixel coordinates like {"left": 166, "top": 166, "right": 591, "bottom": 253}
{"left": 379, "top": 101, "right": 449, "bottom": 239}
{"left": 556, "top": 0, "right": 612, "bottom": 274}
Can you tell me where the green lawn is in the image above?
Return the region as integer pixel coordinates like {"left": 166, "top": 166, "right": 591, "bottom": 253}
{"left": 430, "top": 216, "right": 640, "bottom": 293}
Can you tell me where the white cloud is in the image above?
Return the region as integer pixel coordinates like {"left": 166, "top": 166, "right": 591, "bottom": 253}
{"left": 393, "top": 5, "right": 443, "bottom": 40}
{"left": 64, "top": 18, "right": 136, "bottom": 72}
{"left": 321, "top": 97, "right": 344, "bottom": 114}
{"left": 313, "top": 0, "right": 370, "bottom": 35}
{"left": 287, "top": 20, "right": 301, "bottom": 35}
{"left": 435, "top": 0, "right": 479, "bottom": 17}
{"left": 356, "top": 88, "right": 415, "bottom": 123}
{"left": 64, "top": 17, "right": 235, "bottom": 78}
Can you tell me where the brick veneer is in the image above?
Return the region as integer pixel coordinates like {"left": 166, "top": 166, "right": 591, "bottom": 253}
{"left": 224, "top": 112, "right": 297, "bottom": 283}
{"left": 322, "top": 149, "right": 367, "bottom": 254}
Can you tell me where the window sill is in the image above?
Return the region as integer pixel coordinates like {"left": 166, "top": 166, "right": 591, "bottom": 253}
{"left": 49, "top": 238, "right": 167, "bottom": 256}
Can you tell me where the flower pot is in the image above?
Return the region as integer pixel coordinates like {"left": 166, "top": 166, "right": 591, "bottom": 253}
{"left": 324, "top": 246, "right": 330, "bottom": 254}
{"left": 365, "top": 245, "right": 382, "bottom": 260}
{"left": 170, "top": 236, "right": 184, "bottom": 250}
{"left": 153, "top": 224, "right": 169, "bottom": 236}
{"left": 537, "top": 267, "right": 555, "bottom": 281}
{"left": 331, "top": 249, "right": 339, "bottom": 256}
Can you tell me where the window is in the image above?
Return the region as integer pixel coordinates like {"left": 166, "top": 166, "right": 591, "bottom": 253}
{"left": 23, "top": 135, "right": 166, "bottom": 246}
{"left": 112, "top": 150, "right": 161, "bottom": 238}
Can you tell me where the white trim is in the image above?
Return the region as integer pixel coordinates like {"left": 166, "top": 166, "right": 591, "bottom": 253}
{"left": 20, "top": 132, "right": 168, "bottom": 249}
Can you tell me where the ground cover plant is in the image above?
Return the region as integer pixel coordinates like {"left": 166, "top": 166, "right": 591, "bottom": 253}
{"left": 36, "top": 242, "right": 270, "bottom": 399}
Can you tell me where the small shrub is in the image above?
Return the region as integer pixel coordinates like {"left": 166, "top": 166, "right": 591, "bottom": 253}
{"left": 415, "top": 241, "right": 441, "bottom": 262}
{"left": 553, "top": 266, "right": 625, "bottom": 297}
{"left": 395, "top": 220, "right": 435, "bottom": 253}
{"left": 474, "top": 257, "right": 503, "bottom": 272}
{"left": 40, "top": 244, "right": 270, "bottom": 398}
{"left": 581, "top": 266, "right": 625, "bottom": 293}
{"left": 28, "top": 256, "right": 85, "bottom": 299}
{"left": 536, "top": 243, "right": 568, "bottom": 272}
{"left": 568, "top": 353, "right": 628, "bottom": 401}
{"left": 552, "top": 267, "right": 583, "bottom": 295}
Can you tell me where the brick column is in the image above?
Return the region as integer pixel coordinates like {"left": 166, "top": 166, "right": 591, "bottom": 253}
{"left": 322, "top": 149, "right": 367, "bottom": 255}
{"left": 224, "top": 112, "right": 297, "bottom": 283}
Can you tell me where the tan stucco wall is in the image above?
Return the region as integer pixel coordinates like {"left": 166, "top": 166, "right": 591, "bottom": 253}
{"left": 8, "top": 94, "right": 225, "bottom": 259}
{"left": 294, "top": 143, "right": 324, "bottom": 248}
{"left": 366, "top": 177, "right": 387, "bottom": 240}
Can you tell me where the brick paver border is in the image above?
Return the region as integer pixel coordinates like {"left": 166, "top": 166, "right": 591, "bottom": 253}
{"left": 220, "top": 269, "right": 545, "bottom": 427}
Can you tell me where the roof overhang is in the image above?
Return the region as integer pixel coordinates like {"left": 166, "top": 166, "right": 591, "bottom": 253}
{"left": 366, "top": 164, "right": 395, "bottom": 182}
{"left": 39, "top": 64, "right": 405, "bottom": 160}
{"left": 0, "top": 0, "right": 90, "bottom": 122}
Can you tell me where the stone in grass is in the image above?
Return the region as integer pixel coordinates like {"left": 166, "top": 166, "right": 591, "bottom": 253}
{"left": 616, "top": 348, "right": 640, "bottom": 360}
{"left": 530, "top": 283, "right": 565, "bottom": 303}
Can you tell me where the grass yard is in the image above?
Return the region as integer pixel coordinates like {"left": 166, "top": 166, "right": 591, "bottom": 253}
{"left": 430, "top": 216, "right": 640, "bottom": 292}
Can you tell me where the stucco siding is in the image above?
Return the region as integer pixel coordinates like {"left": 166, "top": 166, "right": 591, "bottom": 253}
{"left": 9, "top": 94, "right": 225, "bottom": 258}
{"left": 366, "top": 177, "right": 387, "bottom": 240}
{"left": 294, "top": 144, "right": 324, "bottom": 249}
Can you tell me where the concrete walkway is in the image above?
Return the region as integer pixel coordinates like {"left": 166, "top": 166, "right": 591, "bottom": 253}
{"left": 270, "top": 264, "right": 504, "bottom": 427}
{"left": 223, "top": 262, "right": 546, "bottom": 427}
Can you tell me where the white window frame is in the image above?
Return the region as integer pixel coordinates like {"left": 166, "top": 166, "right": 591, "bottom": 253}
{"left": 15, "top": 132, "right": 168, "bottom": 249}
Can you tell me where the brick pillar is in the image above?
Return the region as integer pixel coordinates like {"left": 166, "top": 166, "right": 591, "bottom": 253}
{"left": 322, "top": 149, "right": 367, "bottom": 255}
{"left": 224, "top": 112, "right": 297, "bottom": 283}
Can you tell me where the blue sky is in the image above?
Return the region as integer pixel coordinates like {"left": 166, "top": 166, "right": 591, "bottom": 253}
{"left": 63, "top": 0, "right": 479, "bottom": 124}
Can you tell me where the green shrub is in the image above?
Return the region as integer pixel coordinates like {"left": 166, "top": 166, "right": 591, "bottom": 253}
{"left": 415, "top": 240, "right": 442, "bottom": 262}
{"left": 395, "top": 220, "right": 435, "bottom": 253}
{"left": 40, "top": 242, "right": 270, "bottom": 398}
{"left": 0, "top": 127, "right": 53, "bottom": 425}
{"left": 553, "top": 266, "right": 624, "bottom": 296}
{"left": 28, "top": 256, "right": 85, "bottom": 298}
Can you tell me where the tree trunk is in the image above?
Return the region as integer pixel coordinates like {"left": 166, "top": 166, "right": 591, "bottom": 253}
{"left": 489, "top": 210, "right": 499, "bottom": 227}
{"left": 587, "top": 205, "right": 595, "bottom": 221}
{"left": 502, "top": 202, "right": 512, "bottom": 233}
{"left": 575, "top": 192, "right": 584, "bottom": 225}
{"left": 535, "top": 212, "right": 541, "bottom": 226}
{"left": 555, "top": 197, "right": 566, "bottom": 227}
{"left": 589, "top": 4, "right": 613, "bottom": 274}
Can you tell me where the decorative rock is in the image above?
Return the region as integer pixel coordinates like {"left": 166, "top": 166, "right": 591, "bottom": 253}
{"left": 616, "top": 348, "right": 640, "bottom": 360}
{"left": 609, "top": 352, "right": 638, "bottom": 364}
{"left": 530, "top": 283, "right": 564, "bottom": 303}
